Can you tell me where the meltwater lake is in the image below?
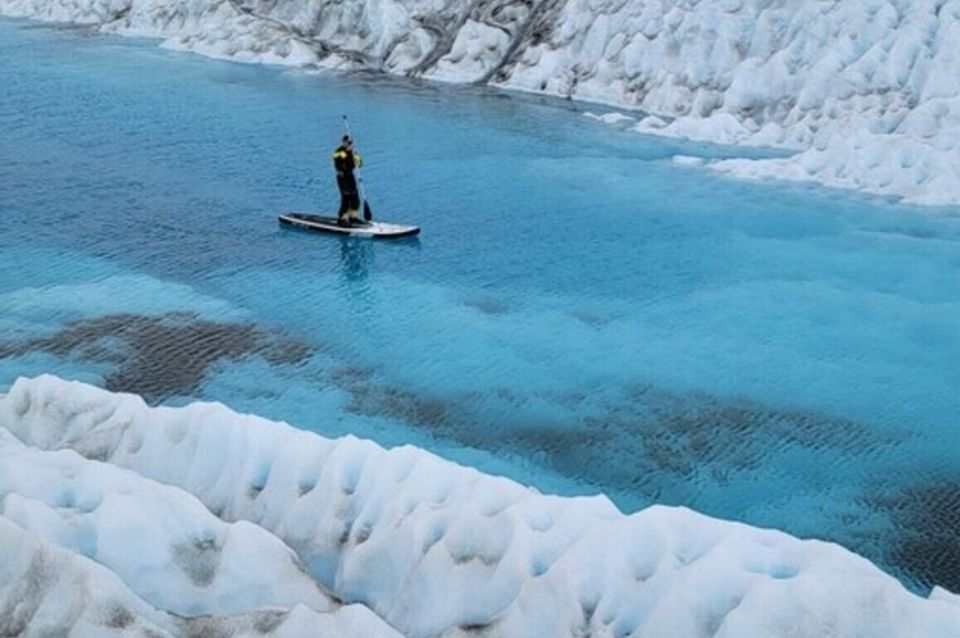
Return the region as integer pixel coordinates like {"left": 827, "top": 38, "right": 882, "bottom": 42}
{"left": 1, "top": 18, "right": 959, "bottom": 593}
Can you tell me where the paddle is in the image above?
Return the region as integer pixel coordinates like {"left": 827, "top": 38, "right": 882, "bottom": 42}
{"left": 342, "top": 115, "right": 373, "bottom": 222}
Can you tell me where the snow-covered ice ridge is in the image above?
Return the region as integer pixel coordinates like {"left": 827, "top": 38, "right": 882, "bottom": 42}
{"left": 5, "top": 0, "right": 960, "bottom": 205}
{"left": 1, "top": 376, "right": 959, "bottom": 637}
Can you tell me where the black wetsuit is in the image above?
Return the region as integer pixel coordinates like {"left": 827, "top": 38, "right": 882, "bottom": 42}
{"left": 333, "top": 145, "right": 360, "bottom": 219}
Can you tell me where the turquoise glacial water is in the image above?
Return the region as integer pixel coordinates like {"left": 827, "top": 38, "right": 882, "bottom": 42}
{"left": 1, "top": 18, "right": 959, "bottom": 593}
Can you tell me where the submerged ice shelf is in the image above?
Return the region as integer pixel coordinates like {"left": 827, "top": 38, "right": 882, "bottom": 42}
{"left": 1, "top": 375, "right": 958, "bottom": 637}
{"left": 5, "top": 0, "right": 960, "bottom": 205}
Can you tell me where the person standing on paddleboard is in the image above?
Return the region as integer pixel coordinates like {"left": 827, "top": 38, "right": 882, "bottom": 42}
{"left": 333, "top": 135, "right": 364, "bottom": 226}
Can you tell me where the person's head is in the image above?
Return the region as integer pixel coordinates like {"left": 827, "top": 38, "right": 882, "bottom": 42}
{"left": 341, "top": 134, "right": 353, "bottom": 149}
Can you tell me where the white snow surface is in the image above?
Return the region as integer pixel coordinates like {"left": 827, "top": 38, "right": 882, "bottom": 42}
{"left": 0, "top": 402, "right": 403, "bottom": 636}
{"left": 5, "top": 0, "right": 960, "bottom": 205}
{"left": 0, "top": 430, "right": 336, "bottom": 618}
{"left": 0, "top": 511, "right": 399, "bottom": 637}
{"left": 0, "top": 515, "right": 401, "bottom": 638}
{"left": 1, "top": 375, "right": 959, "bottom": 637}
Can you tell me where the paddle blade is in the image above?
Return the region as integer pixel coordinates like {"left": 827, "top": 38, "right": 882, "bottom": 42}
{"left": 363, "top": 200, "right": 373, "bottom": 221}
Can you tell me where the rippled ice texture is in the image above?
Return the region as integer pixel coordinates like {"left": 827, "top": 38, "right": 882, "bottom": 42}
{"left": 1, "top": 18, "right": 959, "bottom": 593}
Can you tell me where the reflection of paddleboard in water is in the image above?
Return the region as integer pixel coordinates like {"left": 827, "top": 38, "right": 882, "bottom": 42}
{"left": 278, "top": 213, "right": 421, "bottom": 239}
{"left": 339, "top": 233, "right": 375, "bottom": 283}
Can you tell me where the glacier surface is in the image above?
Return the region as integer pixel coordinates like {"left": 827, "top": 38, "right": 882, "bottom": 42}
{"left": 0, "top": 430, "right": 402, "bottom": 636}
{"left": 1, "top": 375, "right": 959, "bottom": 637}
{"left": 4, "top": 0, "right": 960, "bottom": 205}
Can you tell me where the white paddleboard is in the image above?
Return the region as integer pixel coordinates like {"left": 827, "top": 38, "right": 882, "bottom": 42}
{"left": 279, "top": 213, "right": 420, "bottom": 238}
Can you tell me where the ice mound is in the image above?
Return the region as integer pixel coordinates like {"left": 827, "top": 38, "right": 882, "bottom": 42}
{"left": 2, "top": 375, "right": 959, "bottom": 637}
{"left": 0, "top": 430, "right": 335, "bottom": 617}
{"left": 0, "top": 512, "right": 400, "bottom": 637}
{"left": 0, "top": 435, "right": 402, "bottom": 637}
{"left": 5, "top": 0, "right": 960, "bottom": 205}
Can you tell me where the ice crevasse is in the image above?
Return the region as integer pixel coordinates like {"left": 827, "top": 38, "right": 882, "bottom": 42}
{"left": 1, "top": 375, "right": 959, "bottom": 637}
{"left": 5, "top": 0, "right": 960, "bottom": 205}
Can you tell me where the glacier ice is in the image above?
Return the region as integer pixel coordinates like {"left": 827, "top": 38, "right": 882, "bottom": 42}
{"left": 0, "top": 430, "right": 335, "bottom": 618}
{"left": 4, "top": 0, "right": 960, "bottom": 205}
{"left": 0, "top": 512, "right": 401, "bottom": 637}
{"left": 1, "top": 375, "right": 959, "bottom": 637}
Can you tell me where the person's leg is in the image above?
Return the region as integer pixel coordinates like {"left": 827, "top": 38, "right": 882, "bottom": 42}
{"left": 338, "top": 190, "right": 350, "bottom": 225}
{"left": 347, "top": 191, "right": 362, "bottom": 223}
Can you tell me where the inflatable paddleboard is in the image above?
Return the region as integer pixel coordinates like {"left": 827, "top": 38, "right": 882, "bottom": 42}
{"left": 279, "top": 213, "right": 420, "bottom": 238}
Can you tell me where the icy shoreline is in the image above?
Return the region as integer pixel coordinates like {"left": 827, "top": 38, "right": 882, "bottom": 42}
{"left": 5, "top": 0, "right": 960, "bottom": 206}
{"left": 1, "top": 375, "right": 959, "bottom": 637}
